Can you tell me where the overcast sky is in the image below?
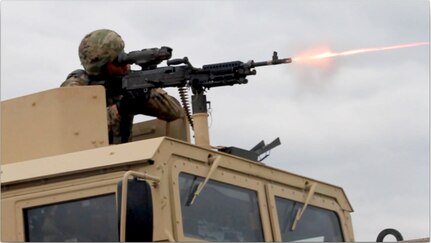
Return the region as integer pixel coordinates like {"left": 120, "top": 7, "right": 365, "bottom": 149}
{"left": 1, "top": 0, "right": 429, "bottom": 241}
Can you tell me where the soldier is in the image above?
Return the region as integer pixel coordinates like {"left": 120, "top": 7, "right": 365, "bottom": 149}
{"left": 61, "top": 29, "right": 184, "bottom": 144}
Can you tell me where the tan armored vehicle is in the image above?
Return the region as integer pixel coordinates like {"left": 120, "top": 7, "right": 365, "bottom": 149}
{"left": 3, "top": 86, "right": 422, "bottom": 242}
{"left": 1, "top": 85, "right": 356, "bottom": 242}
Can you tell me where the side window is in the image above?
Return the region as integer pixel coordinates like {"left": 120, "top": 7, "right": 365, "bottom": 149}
{"left": 24, "top": 194, "right": 118, "bottom": 242}
{"left": 178, "top": 172, "right": 264, "bottom": 241}
{"left": 275, "top": 196, "right": 343, "bottom": 242}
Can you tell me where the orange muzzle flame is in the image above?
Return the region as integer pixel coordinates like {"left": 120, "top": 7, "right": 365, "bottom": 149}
{"left": 292, "top": 42, "right": 429, "bottom": 62}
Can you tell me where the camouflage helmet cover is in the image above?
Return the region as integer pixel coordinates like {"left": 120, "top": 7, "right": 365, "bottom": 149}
{"left": 79, "top": 29, "right": 125, "bottom": 75}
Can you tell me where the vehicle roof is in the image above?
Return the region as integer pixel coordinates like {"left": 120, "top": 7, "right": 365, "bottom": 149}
{"left": 1, "top": 137, "right": 163, "bottom": 185}
{"left": 1, "top": 136, "right": 353, "bottom": 212}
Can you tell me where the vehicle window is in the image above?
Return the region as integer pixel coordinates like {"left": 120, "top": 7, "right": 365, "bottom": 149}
{"left": 275, "top": 196, "right": 343, "bottom": 242}
{"left": 178, "top": 172, "right": 264, "bottom": 241}
{"left": 24, "top": 194, "right": 118, "bottom": 242}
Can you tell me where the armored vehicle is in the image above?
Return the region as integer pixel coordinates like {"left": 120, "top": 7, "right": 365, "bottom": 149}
{"left": 1, "top": 85, "right": 358, "bottom": 242}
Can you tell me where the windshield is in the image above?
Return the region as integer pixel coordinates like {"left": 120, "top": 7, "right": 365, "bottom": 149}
{"left": 178, "top": 172, "right": 264, "bottom": 241}
{"left": 275, "top": 196, "right": 343, "bottom": 242}
{"left": 24, "top": 194, "right": 118, "bottom": 242}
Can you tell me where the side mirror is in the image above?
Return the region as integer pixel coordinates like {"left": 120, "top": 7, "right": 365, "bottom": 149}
{"left": 117, "top": 179, "right": 153, "bottom": 242}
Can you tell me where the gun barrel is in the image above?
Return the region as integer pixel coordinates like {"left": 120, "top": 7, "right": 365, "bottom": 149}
{"left": 253, "top": 57, "right": 292, "bottom": 67}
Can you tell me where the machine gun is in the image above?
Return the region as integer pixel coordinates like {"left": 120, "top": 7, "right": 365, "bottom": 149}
{"left": 116, "top": 47, "right": 291, "bottom": 154}
{"left": 119, "top": 47, "right": 292, "bottom": 93}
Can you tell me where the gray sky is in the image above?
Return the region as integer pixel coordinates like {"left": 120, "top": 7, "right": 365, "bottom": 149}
{"left": 1, "top": 0, "right": 429, "bottom": 241}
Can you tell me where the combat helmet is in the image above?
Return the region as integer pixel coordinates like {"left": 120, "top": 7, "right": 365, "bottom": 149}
{"left": 79, "top": 29, "right": 125, "bottom": 76}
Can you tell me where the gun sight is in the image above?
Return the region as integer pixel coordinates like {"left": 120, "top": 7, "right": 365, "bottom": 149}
{"left": 116, "top": 46, "right": 173, "bottom": 69}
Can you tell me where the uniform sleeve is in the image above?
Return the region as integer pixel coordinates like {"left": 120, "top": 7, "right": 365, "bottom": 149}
{"left": 60, "top": 70, "right": 90, "bottom": 87}
{"left": 145, "top": 88, "right": 185, "bottom": 122}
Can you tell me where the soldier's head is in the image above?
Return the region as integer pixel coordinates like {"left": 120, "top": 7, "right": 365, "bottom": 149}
{"left": 79, "top": 29, "right": 128, "bottom": 76}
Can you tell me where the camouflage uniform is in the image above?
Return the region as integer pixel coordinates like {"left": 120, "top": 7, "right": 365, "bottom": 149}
{"left": 60, "top": 69, "right": 89, "bottom": 87}
{"left": 61, "top": 29, "right": 184, "bottom": 144}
